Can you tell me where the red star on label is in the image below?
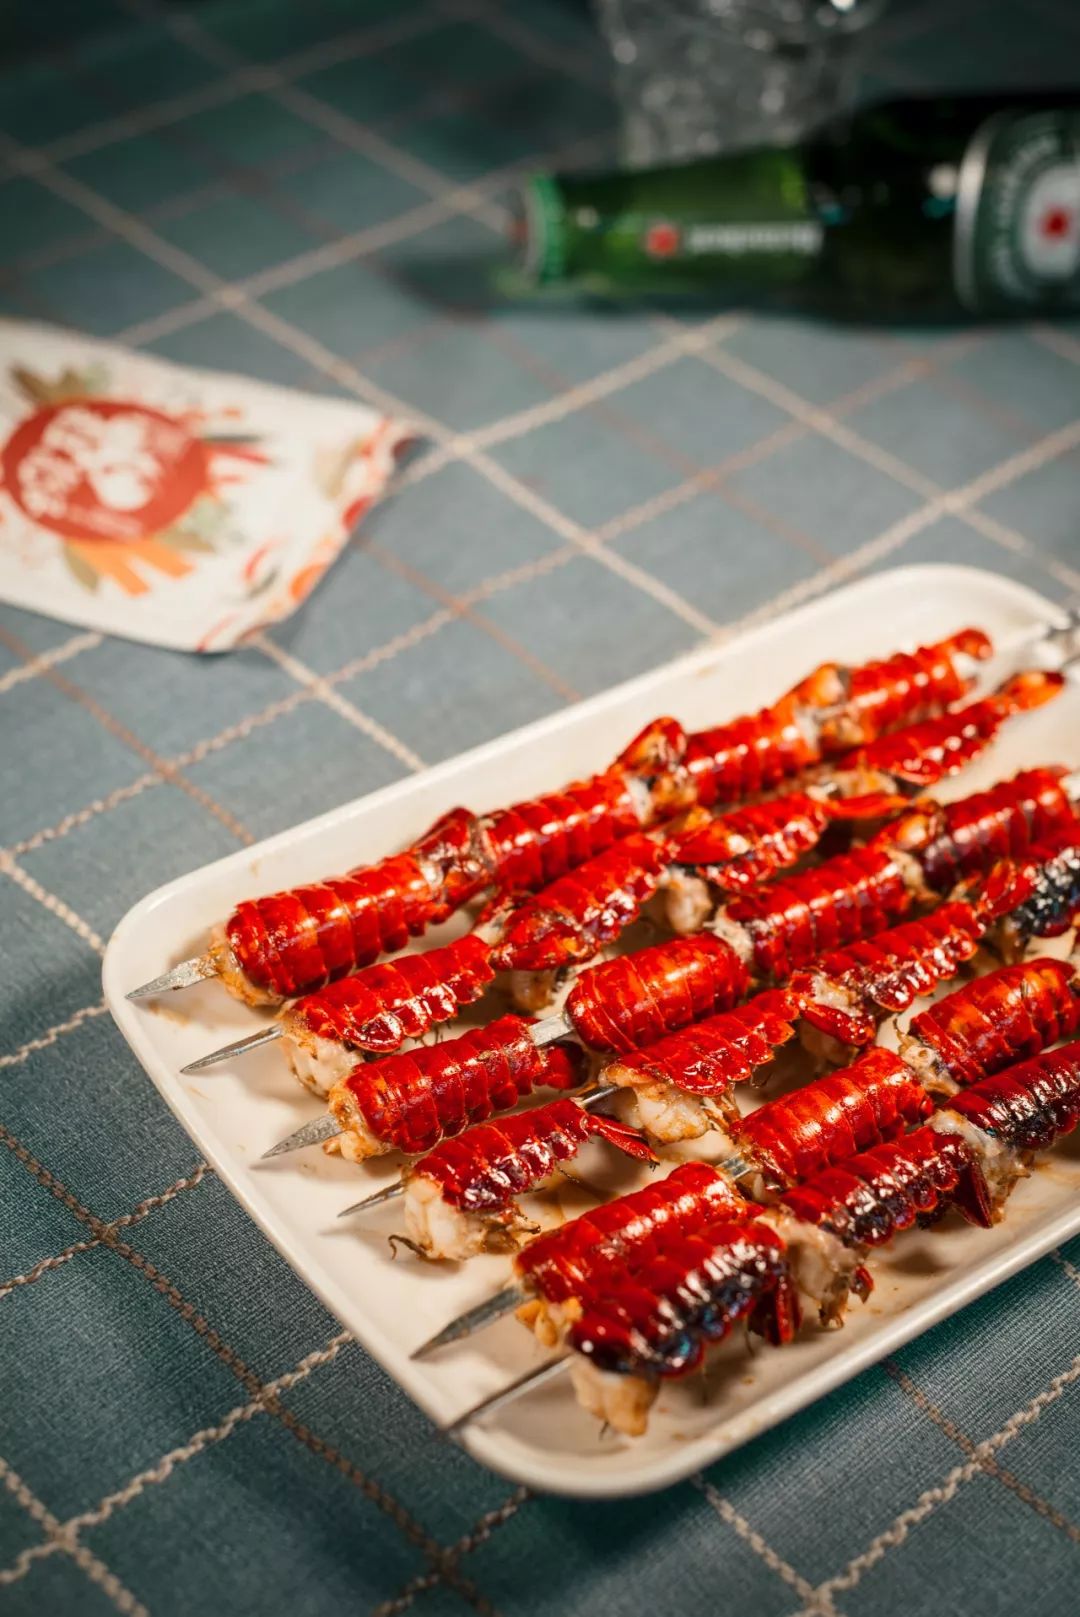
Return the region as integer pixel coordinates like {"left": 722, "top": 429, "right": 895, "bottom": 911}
{"left": 1039, "top": 205, "right": 1074, "bottom": 240}
{"left": 644, "top": 222, "right": 680, "bottom": 259}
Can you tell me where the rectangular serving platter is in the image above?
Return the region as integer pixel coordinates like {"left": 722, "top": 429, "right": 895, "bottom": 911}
{"left": 104, "top": 564, "right": 1080, "bottom": 1499}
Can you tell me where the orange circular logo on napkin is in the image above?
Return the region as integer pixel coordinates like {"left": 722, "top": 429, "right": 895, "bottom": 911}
{"left": 2, "top": 398, "right": 208, "bottom": 544}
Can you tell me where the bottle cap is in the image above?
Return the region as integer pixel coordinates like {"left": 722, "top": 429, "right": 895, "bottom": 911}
{"left": 511, "top": 175, "right": 567, "bottom": 284}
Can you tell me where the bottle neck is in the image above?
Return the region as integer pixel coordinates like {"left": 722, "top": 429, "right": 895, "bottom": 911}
{"left": 514, "top": 148, "right": 824, "bottom": 294}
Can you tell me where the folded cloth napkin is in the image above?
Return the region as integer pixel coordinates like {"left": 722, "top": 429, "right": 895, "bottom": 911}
{"left": 0, "top": 319, "right": 411, "bottom": 652}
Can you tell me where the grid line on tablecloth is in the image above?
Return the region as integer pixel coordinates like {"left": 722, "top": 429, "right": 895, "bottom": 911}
{"left": 364, "top": 543, "right": 584, "bottom": 703}
{"left": 0, "top": 1162, "right": 213, "bottom": 1302}
{"left": 394, "top": 316, "right": 746, "bottom": 483}
{"left": 883, "top": 1360, "right": 1080, "bottom": 1540}
{"left": 0, "top": 853, "right": 106, "bottom": 955}
{"left": 0, "top": 144, "right": 345, "bottom": 286}
{"left": 1052, "top": 1251, "right": 1080, "bottom": 1290}
{"left": 1036, "top": 326, "right": 1080, "bottom": 367}
{"left": 11, "top": 5, "right": 449, "bottom": 172}
{"left": 692, "top": 1478, "right": 823, "bottom": 1607}
{"left": 471, "top": 318, "right": 837, "bottom": 572}
{"left": 122, "top": 0, "right": 505, "bottom": 227}
{"left": 0, "top": 630, "right": 101, "bottom": 697}
{"left": 0, "top": 621, "right": 256, "bottom": 845}
{"left": 252, "top": 633, "right": 429, "bottom": 771}
{"left": 726, "top": 416, "right": 1080, "bottom": 627}
{"left": 0, "top": 1454, "right": 148, "bottom": 1617}
{"left": 658, "top": 321, "right": 1080, "bottom": 596}
{"left": 371, "top": 1489, "right": 532, "bottom": 1617}
{"left": 390, "top": 324, "right": 989, "bottom": 508}
{"left": 0, "top": 1001, "right": 110, "bottom": 1070}
{"left": 0, "top": 1117, "right": 496, "bottom": 1616}
{"left": 792, "top": 1345, "right": 1080, "bottom": 1616}
{"left": 0, "top": 1328, "right": 354, "bottom": 1589}
{"left": 1, "top": 617, "right": 448, "bottom": 862}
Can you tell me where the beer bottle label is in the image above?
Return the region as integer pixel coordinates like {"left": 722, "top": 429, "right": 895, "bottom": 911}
{"left": 519, "top": 156, "right": 823, "bottom": 288}
{"left": 954, "top": 109, "right": 1080, "bottom": 312}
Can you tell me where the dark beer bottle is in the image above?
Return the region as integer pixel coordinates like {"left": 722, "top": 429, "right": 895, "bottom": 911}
{"left": 511, "top": 94, "right": 1080, "bottom": 317}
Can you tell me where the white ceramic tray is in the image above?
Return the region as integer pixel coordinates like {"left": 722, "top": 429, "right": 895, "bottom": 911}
{"left": 104, "top": 565, "right": 1080, "bottom": 1499}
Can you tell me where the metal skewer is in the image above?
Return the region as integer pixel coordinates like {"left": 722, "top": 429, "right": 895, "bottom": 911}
{"left": 182, "top": 1025, "right": 281, "bottom": 1073}
{"left": 127, "top": 954, "right": 217, "bottom": 999}
{"left": 341, "top": 1179, "right": 404, "bottom": 1212}
{"left": 415, "top": 1282, "right": 528, "bottom": 1359}
{"left": 262, "top": 1112, "right": 342, "bottom": 1157}
{"left": 445, "top": 1357, "right": 570, "bottom": 1438}
{"left": 335, "top": 1083, "right": 621, "bottom": 1218}
{"left": 125, "top": 614, "right": 1080, "bottom": 1008}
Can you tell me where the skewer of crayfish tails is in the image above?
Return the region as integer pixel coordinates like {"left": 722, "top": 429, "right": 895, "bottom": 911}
{"left": 440, "top": 1039, "right": 1080, "bottom": 1439}
{"left": 334, "top": 1085, "right": 637, "bottom": 1217}
{"left": 127, "top": 615, "right": 1079, "bottom": 1009}
{"left": 259, "top": 1011, "right": 579, "bottom": 1160}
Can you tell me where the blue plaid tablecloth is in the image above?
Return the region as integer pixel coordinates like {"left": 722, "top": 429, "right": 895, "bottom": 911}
{"left": 2, "top": 2, "right": 1080, "bottom": 1613}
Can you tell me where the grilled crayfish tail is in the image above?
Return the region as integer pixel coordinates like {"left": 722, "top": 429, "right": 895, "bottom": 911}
{"left": 738, "top": 1048, "right": 933, "bottom": 1185}
{"left": 329, "top": 1017, "right": 585, "bottom": 1160}
{"left": 903, "top": 957, "right": 1080, "bottom": 1094}
{"left": 287, "top": 931, "right": 496, "bottom": 1055}
{"left": 946, "top": 1041, "right": 1080, "bottom": 1157}
{"left": 838, "top": 669, "right": 1063, "bottom": 792}
{"left": 411, "top": 1099, "right": 656, "bottom": 1215}
{"left": 606, "top": 991, "right": 803, "bottom": 1105}
{"left": 567, "top": 1219, "right": 800, "bottom": 1382}
{"left": 780, "top": 1128, "right": 993, "bottom": 1251}
{"left": 514, "top": 1162, "right": 745, "bottom": 1308}
{"left": 995, "top": 823, "right": 1080, "bottom": 959}
{"left": 720, "top": 844, "right": 916, "bottom": 984}
{"left": 493, "top": 832, "right": 669, "bottom": 972}
{"left": 887, "top": 767, "right": 1075, "bottom": 895}
{"left": 564, "top": 934, "right": 750, "bottom": 1053}
{"left": 800, "top": 626, "right": 992, "bottom": 752}
{"left": 482, "top": 771, "right": 643, "bottom": 895}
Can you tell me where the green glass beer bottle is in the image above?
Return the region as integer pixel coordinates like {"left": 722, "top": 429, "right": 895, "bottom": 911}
{"left": 512, "top": 93, "right": 1080, "bottom": 318}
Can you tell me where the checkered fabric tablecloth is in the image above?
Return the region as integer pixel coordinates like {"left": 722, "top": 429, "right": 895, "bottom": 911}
{"left": 2, "top": 1, "right": 1080, "bottom": 1613}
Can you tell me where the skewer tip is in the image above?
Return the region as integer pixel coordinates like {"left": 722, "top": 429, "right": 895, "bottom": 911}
{"left": 411, "top": 1282, "right": 525, "bottom": 1360}
{"left": 127, "top": 955, "right": 218, "bottom": 1000}
{"left": 444, "top": 1356, "right": 570, "bottom": 1437}
{"left": 261, "top": 1112, "right": 342, "bottom": 1159}
{"left": 337, "top": 1181, "right": 405, "bottom": 1217}
{"left": 180, "top": 1024, "right": 282, "bottom": 1074}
